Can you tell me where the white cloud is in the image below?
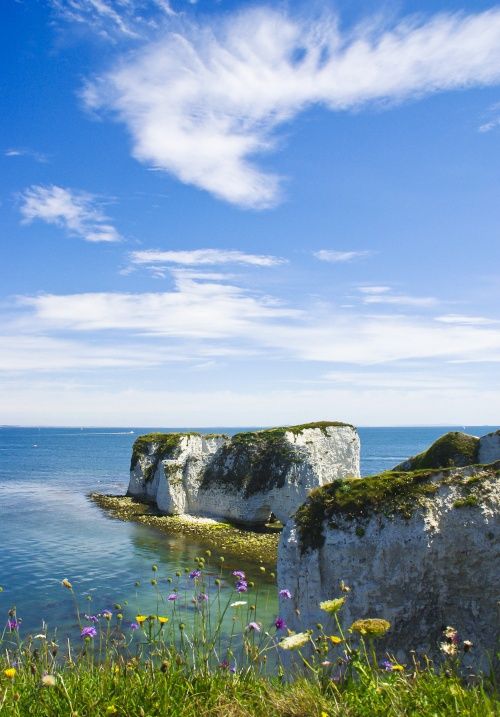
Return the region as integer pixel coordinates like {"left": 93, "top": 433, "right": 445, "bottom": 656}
{"left": 84, "top": 6, "right": 500, "bottom": 207}
{"left": 5, "top": 147, "right": 48, "bottom": 163}
{"left": 314, "top": 250, "right": 372, "bottom": 263}
{"left": 130, "top": 248, "right": 286, "bottom": 267}
{"left": 19, "top": 185, "right": 121, "bottom": 243}
{"left": 358, "top": 285, "right": 437, "bottom": 307}
{"left": 435, "top": 314, "right": 498, "bottom": 325}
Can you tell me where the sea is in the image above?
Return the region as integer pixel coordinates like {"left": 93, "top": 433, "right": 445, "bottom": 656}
{"left": 0, "top": 425, "right": 497, "bottom": 637}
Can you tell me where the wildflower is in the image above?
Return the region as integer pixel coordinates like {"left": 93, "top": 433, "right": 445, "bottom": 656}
{"left": 350, "top": 619, "right": 391, "bottom": 637}
{"left": 319, "top": 598, "right": 345, "bottom": 614}
{"left": 279, "top": 589, "right": 292, "bottom": 599}
{"left": 8, "top": 618, "right": 21, "bottom": 631}
{"left": 135, "top": 615, "right": 147, "bottom": 624}
{"left": 81, "top": 626, "right": 97, "bottom": 639}
{"left": 463, "top": 640, "right": 473, "bottom": 652}
{"left": 197, "top": 593, "right": 209, "bottom": 602}
{"left": 4, "top": 668, "right": 16, "bottom": 679}
{"left": 41, "top": 674, "right": 57, "bottom": 687}
{"left": 106, "top": 706, "right": 118, "bottom": 714}
{"left": 321, "top": 712, "right": 329, "bottom": 717}
{"left": 274, "top": 617, "right": 286, "bottom": 630}
{"left": 230, "top": 601, "right": 247, "bottom": 608}
{"left": 232, "top": 571, "right": 246, "bottom": 580}
{"left": 129, "top": 623, "right": 139, "bottom": 631}
{"left": 380, "top": 660, "right": 394, "bottom": 671}
{"left": 392, "top": 664, "right": 405, "bottom": 671}
{"left": 61, "top": 579, "right": 72, "bottom": 590}
{"left": 440, "top": 642, "right": 458, "bottom": 657}
{"left": 218, "top": 660, "right": 230, "bottom": 670}
{"left": 101, "top": 610, "right": 112, "bottom": 621}
{"left": 84, "top": 614, "right": 99, "bottom": 623}
{"left": 189, "top": 570, "right": 201, "bottom": 579}
{"left": 443, "top": 626, "right": 459, "bottom": 644}
{"left": 278, "top": 632, "right": 311, "bottom": 651}
{"left": 321, "top": 661, "right": 332, "bottom": 667}
{"left": 158, "top": 616, "right": 169, "bottom": 624}
{"left": 246, "top": 621, "right": 261, "bottom": 632}
{"left": 34, "top": 634, "right": 47, "bottom": 639}
{"left": 329, "top": 635, "right": 343, "bottom": 645}
{"left": 340, "top": 580, "right": 351, "bottom": 593}
{"left": 235, "top": 580, "right": 248, "bottom": 593}
{"left": 167, "top": 593, "right": 178, "bottom": 601}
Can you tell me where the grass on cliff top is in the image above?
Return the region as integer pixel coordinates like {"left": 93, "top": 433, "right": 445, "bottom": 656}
{"left": 295, "top": 463, "right": 499, "bottom": 553}
{"left": 0, "top": 664, "right": 496, "bottom": 717}
{"left": 394, "top": 431, "right": 479, "bottom": 471}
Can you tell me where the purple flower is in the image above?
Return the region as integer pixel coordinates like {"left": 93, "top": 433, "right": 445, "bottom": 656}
{"left": 129, "top": 623, "right": 139, "bottom": 631}
{"left": 230, "top": 666, "right": 236, "bottom": 674}
{"left": 81, "top": 626, "right": 97, "bottom": 639}
{"left": 232, "top": 571, "right": 246, "bottom": 580}
{"left": 189, "top": 570, "right": 201, "bottom": 579}
{"left": 84, "top": 614, "right": 99, "bottom": 623}
{"left": 279, "top": 589, "right": 292, "bottom": 600}
{"left": 218, "top": 660, "right": 229, "bottom": 670}
{"left": 246, "top": 622, "right": 261, "bottom": 632}
{"left": 380, "top": 660, "right": 393, "bottom": 672}
{"left": 168, "top": 593, "right": 178, "bottom": 601}
{"left": 198, "top": 593, "right": 209, "bottom": 602}
{"left": 235, "top": 580, "right": 248, "bottom": 593}
{"left": 8, "top": 619, "right": 21, "bottom": 631}
{"left": 101, "top": 609, "right": 112, "bottom": 620}
{"left": 274, "top": 617, "right": 286, "bottom": 630}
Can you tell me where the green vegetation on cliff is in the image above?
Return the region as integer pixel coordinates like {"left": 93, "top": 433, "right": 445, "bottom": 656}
{"left": 295, "top": 463, "right": 498, "bottom": 553}
{"left": 394, "top": 431, "right": 479, "bottom": 471}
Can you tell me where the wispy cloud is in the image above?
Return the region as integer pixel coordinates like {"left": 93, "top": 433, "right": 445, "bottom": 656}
{"left": 314, "top": 250, "right": 372, "bottom": 263}
{"left": 19, "top": 185, "right": 121, "bottom": 243}
{"left": 478, "top": 101, "right": 500, "bottom": 132}
{"left": 84, "top": 6, "right": 500, "bottom": 207}
{"left": 358, "top": 286, "right": 437, "bottom": 307}
{"left": 49, "top": 0, "right": 176, "bottom": 40}
{"left": 435, "top": 314, "right": 498, "bottom": 325}
{"left": 5, "top": 147, "right": 49, "bottom": 163}
{"left": 130, "top": 248, "right": 286, "bottom": 267}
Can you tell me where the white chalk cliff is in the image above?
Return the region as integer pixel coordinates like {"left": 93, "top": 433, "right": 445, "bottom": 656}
{"left": 278, "top": 452, "right": 500, "bottom": 671}
{"left": 127, "top": 422, "right": 360, "bottom": 526}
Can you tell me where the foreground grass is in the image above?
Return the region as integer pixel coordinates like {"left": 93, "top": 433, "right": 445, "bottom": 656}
{"left": 1, "top": 663, "right": 497, "bottom": 717}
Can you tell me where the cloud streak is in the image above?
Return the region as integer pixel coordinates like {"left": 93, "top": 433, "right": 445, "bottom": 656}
{"left": 84, "top": 6, "right": 500, "bottom": 207}
{"left": 130, "top": 248, "right": 286, "bottom": 267}
{"left": 314, "top": 250, "right": 372, "bottom": 263}
{"left": 19, "top": 185, "right": 121, "bottom": 243}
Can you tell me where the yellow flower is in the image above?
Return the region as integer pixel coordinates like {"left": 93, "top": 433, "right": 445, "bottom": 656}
{"left": 135, "top": 615, "right": 147, "bottom": 624}
{"left": 61, "top": 578, "right": 72, "bottom": 590}
{"left": 319, "top": 598, "right": 345, "bottom": 614}
{"left": 350, "top": 619, "right": 391, "bottom": 638}
{"left": 392, "top": 664, "right": 404, "bottom": 671}
{"left": 329, "top": 635, "right": 343, "bottom": 644}
{"left": 321, "top": 712, "right": 329, "bottom": 717}
{"left": 106, "top": 705, "right": 118, "bottom": 714}
{"left": 4, "top": 668, "right": 16, "bottom": 679}
{"left": 158, "top": 616, "right": 169, "bottom": 624}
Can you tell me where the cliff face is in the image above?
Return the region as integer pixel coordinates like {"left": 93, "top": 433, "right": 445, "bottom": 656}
{"left": 278, "top": 460, "right": 500, "bottom": 671}
{"left": 128, "top": 422, "right": 360, "bottom": 526}
{"left": 394, "top": 428, "right": 500, "bottom": 472}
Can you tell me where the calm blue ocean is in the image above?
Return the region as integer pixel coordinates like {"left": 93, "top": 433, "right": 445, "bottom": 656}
{"left": 0, "top": 425, "right": 497, "bottom": 636}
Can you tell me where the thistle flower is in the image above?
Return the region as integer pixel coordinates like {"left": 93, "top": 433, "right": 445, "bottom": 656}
{"left": 81, "top": 626, "right": 97, "bottom": 639}
{"left": 278, "top": 632, "right": 311, "bottom": 651}
{"left": 129, "top": 623, "right": 139, "bottom": 631}
{"left": 279, "top": 589, "right": 292, "bottom": 599}
{"left": 84, "top": 614, "right": 99, "bottom": 623}
{"left": 8, "top": 618, "right": 21, "bottom": 631}
{"left": 198, "top": 593, "right": 209, "bottom": 602}
{"left": 350, "top": 619, "right": 390, "bottom": 637}
{"left": 274, "top": 617, "right": 286, "bottom": 630}
{"left": 236, "top": 580, "right": 248, "bottom": 593}
{"left": 246, "top": 621, "right": 261, "bottom": 632}
{"left": 189, "top": 569, "right": 201, "bottom": 579}
{"left": 232, "top": 571, "right": 246, "bottom": 580}
{"left": 41, "top": 674, "right": 56, "bottom": 687}
{"left": 319, "top": 598, "right": 345, "bottom": 614}
{"left": 168, "top": 593, "right": 178, "bottom": 601}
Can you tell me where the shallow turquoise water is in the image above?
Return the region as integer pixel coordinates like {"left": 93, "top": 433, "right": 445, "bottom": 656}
{"left": 0, "top": 424, "right": 497, "bottom": 638}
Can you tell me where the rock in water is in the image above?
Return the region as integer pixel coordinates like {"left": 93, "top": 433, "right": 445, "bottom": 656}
{"left": 278, "top": 458, "right": 500, "bottom": 672}
{"left": 127, "top": 422, "right": 360, "bottom": 526}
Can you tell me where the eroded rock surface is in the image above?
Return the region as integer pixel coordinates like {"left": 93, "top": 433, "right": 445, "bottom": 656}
{"left": 278, "top": 460, "right": 500, "bottom": 671}
{"left": 128, "top": 422, "right": 360, "bottom": 526}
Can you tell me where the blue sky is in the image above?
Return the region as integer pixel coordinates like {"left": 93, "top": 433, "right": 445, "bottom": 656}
{"left": 2, "top": 0, "right": 500, "bottom": 426}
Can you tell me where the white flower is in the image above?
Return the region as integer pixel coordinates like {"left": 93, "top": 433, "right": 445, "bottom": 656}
{"left": 278, "top": 632, "right": 310, "bottom": 651}
{"left": 230, "top": 601, "right": 247, "bottom": 608}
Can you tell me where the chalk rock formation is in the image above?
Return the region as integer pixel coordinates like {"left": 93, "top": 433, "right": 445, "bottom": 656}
{"left": 128, "top": 422, "right": 360, "bottom": 526}
{"left": 394, "top": 429, "right": 500, "bottom": 472}
{"left": 278, "top": 460, "right": 500, "bottom": 671}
